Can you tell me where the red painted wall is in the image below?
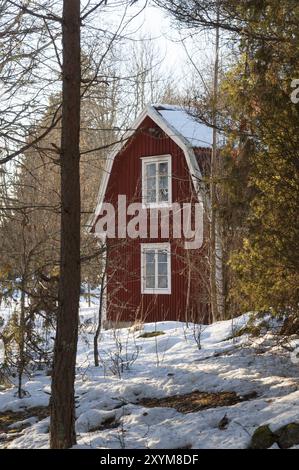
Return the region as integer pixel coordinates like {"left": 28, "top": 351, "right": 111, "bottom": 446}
{"left": 99, "top": 116, "right": 210, "bottom": 323}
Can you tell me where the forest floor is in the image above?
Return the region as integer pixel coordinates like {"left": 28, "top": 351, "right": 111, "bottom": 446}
{"left": 1, "top": 303, "right": 299, "bottom": 449}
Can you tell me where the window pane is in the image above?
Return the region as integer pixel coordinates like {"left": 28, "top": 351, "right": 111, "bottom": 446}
{"left": 145, "top": 251, "right": 155, "bottom": 263}
{"left": 159, "top": 175, "right": 168, "bottom": 189}
{"left": 144, "top": 161, "right": 170, "bottom": 205}
{"left": 158, "top": 275, "right": 168, "bottom": 289}
{"left": 145, "top": 250, "right": 155, "bottom": 289}
{"left": 159, "top": 188, "right": 168, "bottom": 202}
{"left": 158, "top": 262, "right": 167, "bottom": 276}
{"left": 145, "top": 252, "right": 155, "bottom": 279}
{"left": 159, "top": 162, "right": 168, "bottom": 175}
{"left": 146, "top": 261, "right": 155, "bottom": 278}
{"left": 158, "top": 249, "right": 168, "bottom": 288}
{"left": 147, "top": 176, "right": 156, "bottom": 190}
{"left": 146, "top": 276, "right": 155, "bottom": 289}
{"left": 158, "top": 251, "right": 167, "bottom": 263}
{"left": 143, "top": 246, "right": 170, "bottom": 291}
{"left": 146, "top": 190, "right": 156, "bottom": 203}
{"left": 146, "top": 163, "right": 156, "bottom": 177}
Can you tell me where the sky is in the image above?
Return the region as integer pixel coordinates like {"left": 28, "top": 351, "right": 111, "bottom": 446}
{"left": 100, "top": 0, "right": 216, "bottom": 83}
{"left": 0, "top": 0, "right": 217, "bottom": 164}
{"left": 133, "top": 2, "right": 215, "bottom": 68}
{"left": 131, "top": 3, "right": 187, "bottom": 69}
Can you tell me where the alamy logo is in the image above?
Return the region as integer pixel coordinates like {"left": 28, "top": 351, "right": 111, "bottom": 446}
{"left": 95, "top": 195, "right": 203, "bottom": 249}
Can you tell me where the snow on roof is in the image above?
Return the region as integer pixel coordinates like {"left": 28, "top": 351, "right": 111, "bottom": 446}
{"left": 153, "top": 104, "right": 213, "bottom": 148}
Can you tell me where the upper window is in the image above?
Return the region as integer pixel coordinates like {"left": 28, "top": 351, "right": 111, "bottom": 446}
{"left": 141, "top": 243, "right": 171, "bottom": 294}
{"left": 141, "top": 155, "right": 172, "bottom": 207}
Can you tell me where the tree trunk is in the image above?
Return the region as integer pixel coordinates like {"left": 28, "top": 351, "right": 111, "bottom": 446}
{"left": 210, "top": 4, "right": 220, "bottom": 323}
{"left": 50, "top": 0, "right": 81, "bottom": 449}
{"left": 18, "top": 215, "right": 28, "bottom": 399}
{"left": 94, "top": 251, "right": 107, "bottom": 367}
{"left": 93, "top": 283, "right": 103, "bottom": 367}
{"left": 18, "top": 275, "right": 26, "bottom": 399}
{"left": 87, "top": 283, "right": 91, "bottom": 307}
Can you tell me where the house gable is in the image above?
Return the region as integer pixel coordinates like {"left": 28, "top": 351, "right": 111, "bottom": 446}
{"left": 102, "top": 115, "right": 196, "bottom": 213}
{"left": 89, "top": 105, "right": 212, "bottom": 232}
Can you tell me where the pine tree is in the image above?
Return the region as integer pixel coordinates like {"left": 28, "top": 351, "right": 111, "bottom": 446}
{"left": 220, "top": 1, "right": 299, "bottom": 315}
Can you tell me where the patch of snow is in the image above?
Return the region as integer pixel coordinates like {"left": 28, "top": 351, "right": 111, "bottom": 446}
{"left": 5, "top": 418, "right": 50, "bottom": 449}
{"left": 8, "top": 416, "right": 38, "bottom": 430}
{"left": 1, "top": 306, "right": 299, "bottom": 449}
{"left": 0, "top": 376, "right": 50, "bottom": 413}
{"left": 76, "top": 409, "right": 117, "bottom": 433}
{"left": 154, "top": 104, "right": 213, "bottom": 148}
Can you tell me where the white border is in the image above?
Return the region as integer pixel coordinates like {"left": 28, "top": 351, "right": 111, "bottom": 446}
{"left": 141, "top": 242, "right": 171, "bottom": 295}
{"left": 141, "top": 154, "right": 172, "bottom": 208}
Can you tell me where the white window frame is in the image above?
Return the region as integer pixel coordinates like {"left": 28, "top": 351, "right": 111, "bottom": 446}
{"left": 141, "top": 243, "right": 171, "bottom": 295}
{"left": 141, "top": 155, "right": 172, "bottom": 208}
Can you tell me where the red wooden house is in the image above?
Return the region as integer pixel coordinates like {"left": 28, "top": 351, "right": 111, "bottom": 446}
{"left": 89, "top": 104, "right": 213, "bottom": 324}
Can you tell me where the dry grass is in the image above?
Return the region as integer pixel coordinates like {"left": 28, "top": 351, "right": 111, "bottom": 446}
{"left": 138, "top": 391, "right": 246, "bottom": 414}
{"left": 0, "top": 406, "right": 49, "bottom": 434}
{"left": 88, "top": 416, "right": 120, "bottom": 433}
{"left": 138, "top": 331, "right": 165, "bottom": 338}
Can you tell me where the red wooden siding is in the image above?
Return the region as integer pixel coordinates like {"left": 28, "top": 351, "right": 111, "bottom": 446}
{"left": 100, "top": 116, "right": 211, "bottom": 323}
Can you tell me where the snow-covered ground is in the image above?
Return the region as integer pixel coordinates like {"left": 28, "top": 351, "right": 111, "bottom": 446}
{"left": 1, "top": 303, "right": 299, "bottom": 449}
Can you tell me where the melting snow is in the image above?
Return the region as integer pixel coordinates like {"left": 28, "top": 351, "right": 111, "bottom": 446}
{"left": 1, "top": 304, "right": 299, "bottom": 449}
{"left": 154, "top": 104, "right": 213, "bottom": 148}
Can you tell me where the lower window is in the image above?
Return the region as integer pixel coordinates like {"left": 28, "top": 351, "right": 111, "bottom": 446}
{"left": 141, "top": 243, "right": 171, "bottom": 294}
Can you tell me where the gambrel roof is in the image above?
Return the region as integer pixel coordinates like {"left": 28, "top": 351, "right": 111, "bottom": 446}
{"left": 89, "top": 104, "right": 213, "bottom": 231}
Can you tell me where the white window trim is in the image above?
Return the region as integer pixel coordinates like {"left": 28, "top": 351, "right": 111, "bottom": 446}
{"left": 141, "top": 155, "right": 172, "bottom": 209}
{"left": 141, "top": 243, "right": 171, "bottom": 295}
